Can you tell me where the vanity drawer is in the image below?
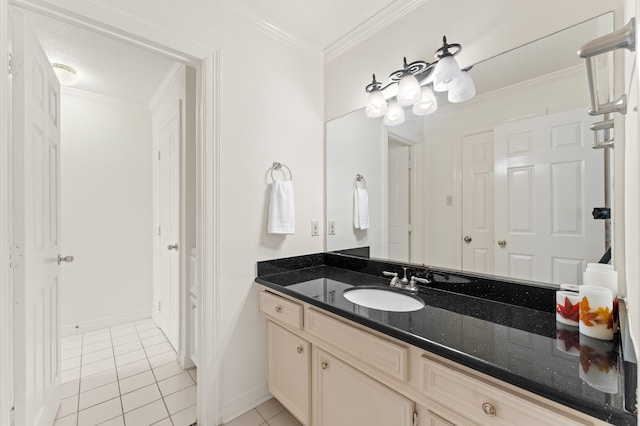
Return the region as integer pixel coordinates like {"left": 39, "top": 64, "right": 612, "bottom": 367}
{"left": 260, "top": 290, "right": 303, "bottom": 330}
{"left": 421, "top": 357, "right": 588, "bottom": 426}
{"left": 306, "top": 308, "right": 408, "bottom": 381}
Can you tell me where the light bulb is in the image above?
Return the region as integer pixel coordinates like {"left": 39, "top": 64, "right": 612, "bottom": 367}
{"left": 447, "top": 70, "right": 476, "bottom": 103}
{"left": 396, "top": 73, "right": 421, "bottom": 106}
{"left": 432, "top": 56, "right": 462, "bottom": 92}
{"left": 412, "top": 86, "right": 438, "bottom": 116}
{"left": 365, "top": 90, "right": 388, "bottom": 118}
{"left": 383, "top": 101, "right": 405, "bottom": 126}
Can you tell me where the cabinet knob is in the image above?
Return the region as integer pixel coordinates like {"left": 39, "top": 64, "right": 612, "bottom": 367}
{"left": 297, "top": 346, "right": 303, "bottom": 354}
{"left": 321, "top": 361, "right": 328, "bottom": 370}
{"left": 482, "top": 402, "right": 496, "bottom": 417}
{"left": 275, "top": 306, "right": 282, "bottom": 313}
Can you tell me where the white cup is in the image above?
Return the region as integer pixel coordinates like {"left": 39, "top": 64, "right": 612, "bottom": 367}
{"left": 578, "top": 285, "right": 614, "bottom": 341}
{"left": 579, "top": 334, "right": 619, "bottom": 394}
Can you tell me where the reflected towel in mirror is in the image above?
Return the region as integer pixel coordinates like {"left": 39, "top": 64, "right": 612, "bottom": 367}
{"left": 354, "top": 188, "right": 369, "bottom": 230}
{"left": 268, "top": 181, "right": 295, "bottom": 234}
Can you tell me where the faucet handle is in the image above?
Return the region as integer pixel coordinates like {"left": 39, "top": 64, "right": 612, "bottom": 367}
{"left": 382, "top": 271, "right": 399, "bottom": 287}
{"left": 410, "top": 275, "right": 430, "bottom": 286}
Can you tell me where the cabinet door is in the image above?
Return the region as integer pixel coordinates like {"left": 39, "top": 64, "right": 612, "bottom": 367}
{"left": 314, "top": 348, "right": 413, "bottom": 426}
{"left": 267, "top": 321, "right": 310, "bottom": 425}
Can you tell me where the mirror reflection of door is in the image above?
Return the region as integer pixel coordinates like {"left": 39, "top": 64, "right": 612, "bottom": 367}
{"left": 387, "top": 137, "right": 411, "bottom": 262}
{"left": 461, "top": 131, "right": 495, "bottom": 274}
{"left": 493, "top": 108, "right": 604, "bottom": 284}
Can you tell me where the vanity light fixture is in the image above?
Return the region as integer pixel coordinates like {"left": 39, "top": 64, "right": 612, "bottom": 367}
{"left": 52, "top": 63, "right": 78, "bottom": 86}
{"left": 365, "top": 35, "right": 474, "bottom": 126}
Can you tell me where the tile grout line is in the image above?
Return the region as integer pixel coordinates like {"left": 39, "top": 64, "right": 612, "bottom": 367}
{"left": 108, "top": 326, "right": 127, "bottom": 426}
{"left": 136, "top": 321, "right": 175, "bottom": 426}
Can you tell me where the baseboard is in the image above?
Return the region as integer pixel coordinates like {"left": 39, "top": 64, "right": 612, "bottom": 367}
{"left": 220, "top": 382, "right": 271, "bottom": 424}
{"left": 62, "top": 309, "right": 152, "bottom": 337}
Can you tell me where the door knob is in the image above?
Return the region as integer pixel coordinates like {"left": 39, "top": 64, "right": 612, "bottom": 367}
{"left": 167, "top": 243, "right": 179, "bottom": 251}
{"left": 497, "top": 239, "right": 507, "bottom": 247}
{"left": 463, "top": 236, "right": 472, "bottom": 243}
{"left": 58, "top": 255, "right": 74, "bottom": 264}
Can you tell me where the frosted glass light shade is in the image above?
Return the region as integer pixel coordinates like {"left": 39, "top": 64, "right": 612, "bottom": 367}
{"left": 447, "top": 70, "right": 476, "bottom": 103}
{"left": 365, "top": 90, "right": 388, "bottom": 118}
{"left": 432, "top": 56, "right": 462, "bottom": 92}
{"left": 52, "top": 63, "right": 78, "bottom": 86}
{"left": 383, "top": 101, "right": 405, "bottom": 126}
{"left": 396, "top": 74, "right": 422, "bottom": 106}
{"left": 412, "top": 86, "right": 438, "bottom": 116}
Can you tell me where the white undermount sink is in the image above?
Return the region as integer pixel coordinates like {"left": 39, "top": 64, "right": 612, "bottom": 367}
{"left": 343, "top": 287, "right": 425, "bottom": 312}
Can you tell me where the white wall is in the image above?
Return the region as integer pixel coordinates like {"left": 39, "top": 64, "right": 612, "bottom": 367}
{"left": 33, "top": 1, "right": 325, "bottom": 421}
{"left": 326, "top": 109, "right": 385, "bottom": 256}
{"left": 325, "top": 0, "right": 621, "bottom": 121}
{"left": 60, "top": 88, "right": 154, "bottom": 333}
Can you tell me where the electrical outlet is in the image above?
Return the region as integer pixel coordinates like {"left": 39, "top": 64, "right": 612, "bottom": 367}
{"left": 328, "top": 221, "right": 336, "bottom": 235}
{"left": 311, "top": 221, "right": 320, "bottom": 236}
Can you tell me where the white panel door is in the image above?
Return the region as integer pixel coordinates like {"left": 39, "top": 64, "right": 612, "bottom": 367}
{"left": 461, "top": 131, "right": 494, "bottom": 274}
{"left": 12, "top": 10, "right": 62, "bottom": 425}
{"left": 158, "top": 101, "right": 181, "bottom": 351}
{"left": 387, "top": 141, "right": 410, "bottom": 262}
{"left": 494, "top": 109, "right": 603, "bottom": 283}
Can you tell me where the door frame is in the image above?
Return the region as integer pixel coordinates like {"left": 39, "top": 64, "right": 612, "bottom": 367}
{"left": 0, "top": 1, "right": 222, "bottom": 424}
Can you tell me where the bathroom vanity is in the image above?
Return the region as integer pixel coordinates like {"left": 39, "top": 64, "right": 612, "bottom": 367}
{"left": 256, "top": 252, "right": 636, "bottom": 426}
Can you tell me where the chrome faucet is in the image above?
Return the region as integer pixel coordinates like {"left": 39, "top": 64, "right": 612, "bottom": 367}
{"left": 382, "top": 267, "right": 430, "bottom": 292}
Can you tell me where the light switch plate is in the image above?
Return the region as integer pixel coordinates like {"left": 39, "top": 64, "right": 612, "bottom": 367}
{"left": 311, "top": 221, "right": 319, "bottom": 236}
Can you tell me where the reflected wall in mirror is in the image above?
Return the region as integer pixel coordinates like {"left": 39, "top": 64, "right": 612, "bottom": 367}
{"left": 326, "top": 14, "right": 615, "bottom": 285}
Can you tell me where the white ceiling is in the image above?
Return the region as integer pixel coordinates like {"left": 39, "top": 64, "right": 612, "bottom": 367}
{"left": 26, "top": 0, "right": 411, "bottom": 104}
{"left": 28, "top": 12, "right": 177, "bottom": 106}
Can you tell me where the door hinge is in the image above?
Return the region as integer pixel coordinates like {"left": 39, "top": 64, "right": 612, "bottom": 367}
{"left": 7, "top": 52, "right": 22, "bottom": 77}
{"left": 157, "top": 151, "right": 161, "bottom": 160}
{"left": 158, "top": 301, "right": 161, "bottom": 311}
{"left": 158, "top": 226, "right": 161, "bottom": 236}
{"left": 9, "top": 245, "right": 23, "bottom": 268}
{"left": 413, "top": 411, "right": 419, "bottom": 426}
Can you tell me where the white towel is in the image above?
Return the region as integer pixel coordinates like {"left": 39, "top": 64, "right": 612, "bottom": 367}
{"left": 353, "top": 187, "right": 369, "bottom": 230}
{"left": 268, "top": 180, "right": 295, "bottom": 234}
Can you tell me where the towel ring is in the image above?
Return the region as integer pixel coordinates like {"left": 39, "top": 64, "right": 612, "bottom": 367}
{"left": 271, "top": 162, "right": 293, "bottom": 182}
{"left": 355, "top": 174, "right": 367, "bottom": 189}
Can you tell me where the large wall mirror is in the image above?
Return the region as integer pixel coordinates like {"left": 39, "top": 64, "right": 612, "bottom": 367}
{"left": 326, "top": 13, "right": 616, "bottom": 285}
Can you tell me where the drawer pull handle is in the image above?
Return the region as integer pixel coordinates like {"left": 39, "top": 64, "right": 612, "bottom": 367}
{"left": 321, "top": 361, "right": 328, "bottom": 370}
{"left": 482, "top": 402, "right": 496, "bottom": 417}
{"left": 297, "top": 346, "right": 303, "bottom": 354}
{"left": 275, "top": 306, "right": 282, "bottom": 313}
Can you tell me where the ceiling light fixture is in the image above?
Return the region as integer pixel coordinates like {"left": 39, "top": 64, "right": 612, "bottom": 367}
{"left": 52, "top": 63, "right": 78, "bottom": 86}
{"left": 364, "top": 35, "right": 475, "bottom": 126}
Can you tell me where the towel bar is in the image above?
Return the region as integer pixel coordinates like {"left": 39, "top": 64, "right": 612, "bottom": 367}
{"left": 578, "top": 18, "right": 636, "bottom": 116}
{"left": 355, "top": 174, "right": 367, "bottom": 188}
{"left": 270, "top": 162, "right": 293, "bottom": 181}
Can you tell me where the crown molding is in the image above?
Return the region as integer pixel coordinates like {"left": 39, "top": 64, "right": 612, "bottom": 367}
{"left": 214, "top": 0, "right": 322, "bottom": 58}
{"left": 323, "top": 0, "right": 427, "bottom": 64}
{"left": 148, "top": 63, "right": 185, "bottom": 112}
{"left": 61, "top": 86, "right": 150, "bottom": 110}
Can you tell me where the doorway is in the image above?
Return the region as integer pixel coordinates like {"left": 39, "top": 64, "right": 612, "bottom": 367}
{"left": 6, "top": 5, "right": 210, "bottom": 422}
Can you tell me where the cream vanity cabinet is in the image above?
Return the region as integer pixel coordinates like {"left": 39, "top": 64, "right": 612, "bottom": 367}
{"left": 314, "top": 348, "right": 414, "bottom": 426}
{"left": 259, "top": 287, "right": 610, "bottom": 426}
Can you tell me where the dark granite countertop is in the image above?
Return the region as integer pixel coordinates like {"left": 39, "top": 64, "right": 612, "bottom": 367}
{"left": 256, "top": 252, "right": 637, "bottom": 425}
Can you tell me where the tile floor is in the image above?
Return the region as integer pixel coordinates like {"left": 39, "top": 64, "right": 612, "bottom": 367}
{"left": 222, "top": 398, "right": 301, "bottom": 426}
{"left": 56, "top": 319, "right": 197, "bottom": 426}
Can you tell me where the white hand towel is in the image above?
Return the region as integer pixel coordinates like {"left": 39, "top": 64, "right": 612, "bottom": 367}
{"left": 353, "top": 187, "right": 369, "bottom": 230}
{"left": 268, "top": 180, "right": 295, "bottom": 234}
